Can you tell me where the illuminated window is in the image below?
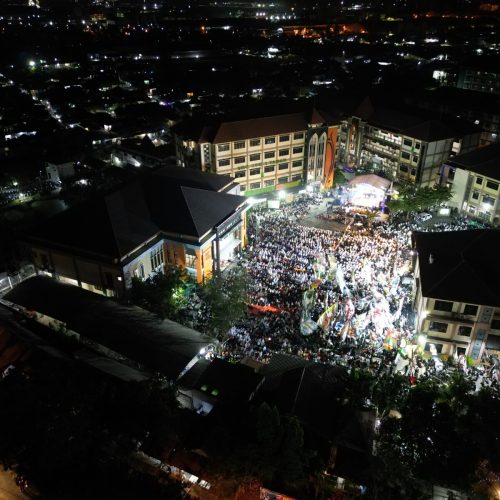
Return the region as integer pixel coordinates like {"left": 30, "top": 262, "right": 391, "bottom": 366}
{"left": 150, "top": 247, "right": 164, "bottom": 272}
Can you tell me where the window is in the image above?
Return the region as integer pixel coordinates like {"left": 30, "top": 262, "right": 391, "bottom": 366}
{"left": 240, "top": 185, "right": 246, "bottom": 191}
{"left": 264, "top": 179, "right": 275, "bottom": 187}
{"left": 293, "top": 132, "right": 304, "bottom": 140}
{"left": 278, "top": 176, "right": 288, "bottom": 184}
{"left": 411, "top": 169, "right": 416, "bottom": 176}
{"left": 292, "top": 146, "right": 303, "bottom": 155}
{"left": 134, "top": 265, "right": 145, "bottom": 280}
{"left": 429, "top": 321, "right": 448, "bottom": 333}
{"left": 412, "top": 155, "right": 419, "bottom": 163}
{"left": 399, "top": 164, "right": 409, "bottom": 173}
{"left": 475, "top": 176, "right": 483, "bottom": 185}
{"left": 483, "top": 195, "right": 495, "bottom": 206}
{"left": 292, "top": 174, "right": 302, "bottom": 181}
{"left": 234, "top": 156, "right": 245, "bottom": 164}
{"left": 218, "top": 143, "right": 229, "bottom": 152}
{"left": 491, "top": 319, "right": 500, "bottom": 330}
{"left": 401, "top": 151, "right": 411, "bottom": 160}
{"left": 234, "top": 141, "right": 245, "bottom": 149}
{"left": 415, "top": 142, "right": 421, "bottom": 150}
{"left": 279, "top": 149, "right": 289, "bottom": 157}
{"left": 249, "top": 153, "right": 261, "bottom": 162}
{"left": 150, "top": 247, "right": 164, "bottom": 272}
{"left": 235, "top": 170, "right": 246, "bottom": 178}
{"left": 264, "top": 151, "right": 275, "bottom": 159}
{"left": 425, "top": 342, "right": 443, "bottom": 353}
{"left": 218, "top": 158, "right": 230, "bottom": 167}
{"left": 292, "top": 160, "right": 303, "bottom": 168}
{"left": 472, "top": 191, "right": 480, "bottom": 200}
{"left": 279, "top": 134, "right": 290, "bottom": 142}
{"left": 278, "top": 163, "right": 289, "bottom": 170}
{"left": 249, "top": 139, "right": 261, "bottom": 147}
{"left": 403, "top": 138, "right": 413, "bottom": 147}
{"left": 434, "top": 300, "right": 453, "bottom": 312}
{"left": 264, "top": 165, "right": 275, "bottom": 173}
{"left": 250, "top": 182, "right": 261, "bottom": 190}
{"left": 458, "top": 326, "right": 472, "bottom": 337}
{"left": 318, "top": 139, "right": 325, "bottom": 156}
{"left": 448, "top": 168, "right": 455, "bottom": 180}
{"left": 463, "top": 304, "right": 478, "bottom": 316}
{"left": 186, "top": 254, "right": 197, "bottom": 269}
{"left": 486, "top": 180, "right": 499, "bottom": 191}
{"left": 249, "top": 168, "right": 261, "bottom": 176}
{"left": 265, "top": 137, "right": 275, "bottom": 144}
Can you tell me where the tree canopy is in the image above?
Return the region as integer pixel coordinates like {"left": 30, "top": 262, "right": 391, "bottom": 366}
{"left": 198, "top": 266, "right": 249, "bottom": 340}
{"left": 129, "top": 266, "right": 188, "bottom": 320}
{"left": 388, "top": 184, "right": 453, "bottom": 216}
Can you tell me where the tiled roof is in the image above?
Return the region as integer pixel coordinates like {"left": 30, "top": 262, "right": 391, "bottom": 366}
{"left": 212, "top": 112, "right": 311, "bottom": 144}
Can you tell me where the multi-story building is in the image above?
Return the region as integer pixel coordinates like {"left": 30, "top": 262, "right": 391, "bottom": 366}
{"left": 442, "top": 142, "right": 500, "bottom": 225}
{"left": 174, "top": 109, "right": 338, "bottom": 195}
{"left": 336, "top": 97, "right": 480, "bottom": 186}
{"left": 24, "top": 167, "right": 247, "bottom": 297}
{"left": 413, "top": 230, "right": 500, "bottom": 360}
{"left": 456, "top": 67, "right": 500, "bottom": 95}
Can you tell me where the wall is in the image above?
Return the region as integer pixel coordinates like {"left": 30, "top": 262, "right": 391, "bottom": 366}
{"left": 31, "top": 245, "right": 123, "bottom": 297}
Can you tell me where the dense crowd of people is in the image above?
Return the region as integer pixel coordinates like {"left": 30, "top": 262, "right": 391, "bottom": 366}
{"left": 221, "top": 192, "right": 499, "bottom": 388}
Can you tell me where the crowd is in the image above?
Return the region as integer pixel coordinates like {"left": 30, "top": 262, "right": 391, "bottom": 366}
{"left": 222, "top": 193, "right": 498, "bottom": 388}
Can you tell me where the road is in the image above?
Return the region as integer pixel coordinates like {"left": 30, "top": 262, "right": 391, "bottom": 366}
{"left": 0, "top": 470, "right": 27, "bottom": 500}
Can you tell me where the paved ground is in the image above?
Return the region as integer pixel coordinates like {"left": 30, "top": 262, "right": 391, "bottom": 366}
{"left": 298, "top": 200, "right": 348, "bottom": 232}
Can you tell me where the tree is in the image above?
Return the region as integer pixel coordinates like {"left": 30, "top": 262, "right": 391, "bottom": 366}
{"left": 199, "top": 266, "right": 249, "bottom": 340}
{"left": 372, "top": 373, "right": 410, "bottom": 417}
{"left": 388, "top": 184, "right": 453, "bottom": 217}
{"left": 374, "top": 376, "right": 500, "bottom": 495}
{"left": 129, "top": 266, "right": 188, "bottom": 320}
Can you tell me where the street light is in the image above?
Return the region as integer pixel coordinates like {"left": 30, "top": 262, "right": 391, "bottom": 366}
{"left": 278, "top": 190, "right": 287, "bottom": 199}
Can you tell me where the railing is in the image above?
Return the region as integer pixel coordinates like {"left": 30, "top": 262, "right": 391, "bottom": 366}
{"left": 0, "top": 264, "right": 36, "bottom": 296}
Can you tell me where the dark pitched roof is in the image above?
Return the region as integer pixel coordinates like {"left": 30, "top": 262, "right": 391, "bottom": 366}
{"left": 259, "top": 353, "right": 345, "bottom": 440}
{"left": 4, "top": 276, "right": 213, "bottom": 381}
{"left": 413, "top": 230, "right": 500, "bottom": 306}
{"left": 446, "top": 142, "right": 500, "bottom": 181}
{"left": 194, "top": 358, "right": 263, "bottom": 404}
{"left": 26, "top": 168, "right": 247, "bottom": 260}
{"left": 153, "top": 166, "right": 236, "bottom": 193}
{"left": 343, "top": 96, "right": 480, "bottom": 142}
{"left": 145, "top": 182, "right": 246, "bottom": 239}
{"left": 212, "top": 112, "right": 311, "bottom": 143}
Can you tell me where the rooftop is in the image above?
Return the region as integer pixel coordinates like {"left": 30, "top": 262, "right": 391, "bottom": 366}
{"left": 173, "top": 106, "right": 334, "bottom": 144}
{"left": 446, "top": 142, "right": 500, "bottom": 181}
{"left": 25, "top": 167, "right": 247, "bottom": 261}
{"left": 4, "top": 276, "right": 214, "bottom": 381}
{"left": 413, "top": 230, "right": 500, "bottom": 307}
